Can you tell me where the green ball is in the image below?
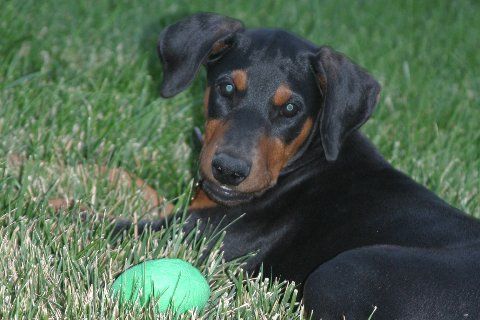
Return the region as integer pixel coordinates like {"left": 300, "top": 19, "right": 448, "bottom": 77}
{"left": 111, "top": 258, "right": 210, "bottom": 314}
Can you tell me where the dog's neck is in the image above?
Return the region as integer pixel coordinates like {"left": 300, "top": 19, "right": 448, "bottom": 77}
{"left": 189, "top": 131, "right": 393, "bottom": 269}
{"left": 281, "top": 128, "right": 386, "bottom": 174}
{"left": 194, "top": 131, "right": 389, "bottom": 222}
{"left": 260, "top": 131, "right": 390, "bottom": 209}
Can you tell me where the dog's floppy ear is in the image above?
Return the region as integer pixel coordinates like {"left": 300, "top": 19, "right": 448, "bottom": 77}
{"left": 311, "top": 46, "right": 381, "bottom": 161}
{"left": 157, "top": 13, "right": 244, "bottom": 98}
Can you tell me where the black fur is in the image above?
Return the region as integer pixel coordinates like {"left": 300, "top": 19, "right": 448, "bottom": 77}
{"left": 150, "top": 13, "right": 480, "bottom": 319}
{"left": 158, "top": 13, "right": 243, "bottom": 98}
{"left": 311, "top": 47, "right": 381, "bottom": 161}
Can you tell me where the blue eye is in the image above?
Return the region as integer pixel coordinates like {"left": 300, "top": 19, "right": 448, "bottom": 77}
{"left": 219, "top": 81, "right": 235, "bottom": 97}
{"left": 281, "top": 103, "right": 299, "bottom": 117}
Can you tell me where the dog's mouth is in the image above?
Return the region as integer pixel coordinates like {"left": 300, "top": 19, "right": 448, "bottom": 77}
{"left": 201, "top": 179, "right": 255, "bottom": 206}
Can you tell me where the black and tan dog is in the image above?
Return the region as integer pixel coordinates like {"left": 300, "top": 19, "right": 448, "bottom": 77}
{"left": 139, "top": 13, "right": 480, "bottom": 319}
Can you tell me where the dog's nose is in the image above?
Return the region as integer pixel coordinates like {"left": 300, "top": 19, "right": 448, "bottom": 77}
{"left": 211, "top": 153, "right": 251, "bottom": 186}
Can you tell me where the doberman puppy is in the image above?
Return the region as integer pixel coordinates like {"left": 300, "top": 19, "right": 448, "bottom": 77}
{"left": 150, "top": 13, "right": 480, "bottom": 319}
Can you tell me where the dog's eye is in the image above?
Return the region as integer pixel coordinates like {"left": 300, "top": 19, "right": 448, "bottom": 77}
{"left": 280, "top": 103, "right": 299, "bottom": 117}
{"left": 218, "top": 81, "right": 235, "bottom": 97}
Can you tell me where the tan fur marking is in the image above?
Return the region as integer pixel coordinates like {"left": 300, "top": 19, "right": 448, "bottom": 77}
{"left": 203, "top": 86, "right": 211, "bottom": 116}
{"left": 273, "top": 84, "right": 293, "bottom": 106}
{"left": 316, "top": 75, "right": 327, "bottom": 94}
{"left": 210, "top": 40, "right": 229, "bottom": 56}
{"left": 285, "top": 118, "right": 313, "bottom": 158}
{"left": 265, "top": 118, "right": 314, "bottom": 186}
{"left": 266, "top": 137, "right": 287, "bottom": 186}
{"left": 234, "top": 136, "right": 273, "bottom": 192}
{"left": 204, "top": 119, "right": 223, "bottom": 144}
{"left": 232, "top": 69, "right": 247, "bottom": 91}
{"left": 200, "top": 120, "right": 229, "bottom": 182}
{"left": 189, "top": 189, "right": 217, "bottom": 210}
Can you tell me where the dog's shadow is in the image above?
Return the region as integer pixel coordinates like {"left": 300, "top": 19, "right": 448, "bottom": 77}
{"left": 139, "top": 13, "right": 205, "bottom": 182}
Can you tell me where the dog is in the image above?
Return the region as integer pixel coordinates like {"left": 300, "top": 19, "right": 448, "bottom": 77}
{"left": 144, "top": 13, "right": 480, "bottom": 319}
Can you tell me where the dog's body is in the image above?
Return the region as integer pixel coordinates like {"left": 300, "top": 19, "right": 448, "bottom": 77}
{"left": 153, "top": 13, "right": 480, "bottom": 319}
{"left": 187, "top": 132, "right": 480, "bottom": 319}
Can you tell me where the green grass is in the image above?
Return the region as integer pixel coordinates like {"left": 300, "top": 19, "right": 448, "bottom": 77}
{"left": 0, "top": 0, "right": 479, "bottom": 318}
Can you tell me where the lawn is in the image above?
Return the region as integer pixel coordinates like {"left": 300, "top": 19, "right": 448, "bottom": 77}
{"left": 0, "top": 0, "right": 478, "bottom": 318}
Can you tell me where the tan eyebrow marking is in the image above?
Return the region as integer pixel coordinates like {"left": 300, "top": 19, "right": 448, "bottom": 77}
{"left": 232, "top": 69, "right": 247, "bottom": 91}
{"left": 273, "top": 84, "right": 292, "bottom": 106}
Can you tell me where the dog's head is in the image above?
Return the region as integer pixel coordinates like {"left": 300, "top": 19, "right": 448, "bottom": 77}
{"left": 158, "top": 13, "right": 380, "bottom": 206}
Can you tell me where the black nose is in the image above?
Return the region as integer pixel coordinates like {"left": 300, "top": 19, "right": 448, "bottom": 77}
{"left": 211, "top": 153, "right": 251, "bottom": 186}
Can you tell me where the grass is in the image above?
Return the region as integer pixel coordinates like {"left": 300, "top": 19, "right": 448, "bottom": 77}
{"left": 0, "top": 0, "right": 478, "bottom": 318}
